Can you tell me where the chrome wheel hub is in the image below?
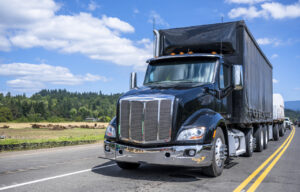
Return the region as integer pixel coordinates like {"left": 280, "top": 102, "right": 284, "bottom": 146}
{"left": 261, "top": 130, "right": 264, "bottom": 147}
{"left": 250, "top": 134, "right": 253, "bottom": 152}
{"left": 215, "top": 138, "right": 223, "bottom": 167}
{"left": 265, "top": 130, "right": 268, "bottom": 145}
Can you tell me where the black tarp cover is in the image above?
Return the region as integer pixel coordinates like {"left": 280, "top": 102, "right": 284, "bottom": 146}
{"left": 159, "top": 21, "right": 238, "bottom": 55}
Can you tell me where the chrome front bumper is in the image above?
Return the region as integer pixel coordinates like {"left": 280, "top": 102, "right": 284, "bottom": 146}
{"left": 104, "top": 141, "right": 213, "bottom": 167}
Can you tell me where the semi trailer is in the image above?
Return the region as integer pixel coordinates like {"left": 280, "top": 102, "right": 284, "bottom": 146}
{"left": 104, "top": 20, "right": 285, "bottom": 177}
{"left": 273, "top": 93, "right": 286, "bottom": 136}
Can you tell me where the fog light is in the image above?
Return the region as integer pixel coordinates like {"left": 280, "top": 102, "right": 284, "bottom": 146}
{"left": 188, "top": 149, "right": 196, "bottom": 156}
{"left": 185, "top": 149, "right": 196, "bottom": 157}
{"left": 104, "top": 145, "right": 110, "bottom": 152}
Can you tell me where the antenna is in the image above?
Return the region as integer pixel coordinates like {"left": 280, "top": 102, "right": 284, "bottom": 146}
{"left": 220, "top": 16, "right": 223, "bottom": 55}
{"left": 153, "top": 18, "right": 156, "bottom": 57}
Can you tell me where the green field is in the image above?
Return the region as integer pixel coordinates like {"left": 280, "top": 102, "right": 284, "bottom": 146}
{"left": 0, "top": 123, "right": 107, "bottom": 151}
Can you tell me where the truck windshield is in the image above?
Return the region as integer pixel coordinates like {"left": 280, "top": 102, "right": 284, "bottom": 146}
{"left": 144, "top": 58, "right": 218, "bottom": 85}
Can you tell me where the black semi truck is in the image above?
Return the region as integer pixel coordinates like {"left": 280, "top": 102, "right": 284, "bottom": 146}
{"left": 104, "top": 20, "right": 285, "bottom": 177}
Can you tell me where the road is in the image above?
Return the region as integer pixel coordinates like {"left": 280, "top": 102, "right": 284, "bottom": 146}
{"left": 0, "top": 127, "right": 299, "bottom": 192}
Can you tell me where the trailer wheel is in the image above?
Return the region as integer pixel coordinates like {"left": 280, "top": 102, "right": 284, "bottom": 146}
{"left": 202, "top": 127, "right": 225, "bottom": 177}
{"left": 116, "top": 161, "right": 140, "bottom": 170}
{"left": 254, "top": 126, "right": 263, "bottom": 152}
{"left": 263, "top": 125, "right": 268, "bottom": 149}
{"left": 243, "top": 129, "right": 253, "bottom": 157}
{"left": 273, "top": 124, "right": 279, "bottom": 141}
{"left": 279, "top": 123, "right": 285, "bottom": 137}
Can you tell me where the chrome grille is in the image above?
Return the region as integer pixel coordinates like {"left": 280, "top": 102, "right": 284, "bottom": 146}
{"left": 119, "top": 95, "right": 174, "bottom": 143}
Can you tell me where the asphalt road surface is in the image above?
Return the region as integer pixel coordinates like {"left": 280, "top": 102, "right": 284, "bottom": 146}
{"left": 0, "top": 126, "right": 299, "bottom": 192}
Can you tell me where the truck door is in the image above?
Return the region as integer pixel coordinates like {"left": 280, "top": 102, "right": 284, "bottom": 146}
{"left": 219, "top": 63, "right": 232, "bottom": 118}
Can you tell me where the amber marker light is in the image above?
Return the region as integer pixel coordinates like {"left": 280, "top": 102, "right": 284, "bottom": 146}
{"left": 170, "top": 53, "right": 176, "bottom": 55}
{"left": 211, "top": 51, "right": 217, "bottom": 55}
{"left": 213, "top": 130, "right": 216, "bottom": 138}
{"left": 188, "top": 51, "right": 194, "bottom": 54}
{"left": 179, "top": 52, "right": 184, "bottom": 55}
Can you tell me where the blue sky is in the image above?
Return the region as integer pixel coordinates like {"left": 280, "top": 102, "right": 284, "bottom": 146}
{"left": 0, "top": 0, "right": 299, "bottom": 101}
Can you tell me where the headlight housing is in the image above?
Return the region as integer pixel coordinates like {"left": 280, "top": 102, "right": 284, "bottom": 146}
{"left": 177, "top": 127, "right": 206, "bottom": 141}
{"left": 105, "top": 124, "right": 116, "bottom": 138}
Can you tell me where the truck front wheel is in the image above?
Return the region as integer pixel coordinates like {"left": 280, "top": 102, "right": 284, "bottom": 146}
{"left": 116, "top": 161, "right": 140, "bottom": 170}
{"left": 202, "top": 127, "right": 225, "bottom": 177}
{"left": 254, "top": 126, "right": 263, "bottom": 152}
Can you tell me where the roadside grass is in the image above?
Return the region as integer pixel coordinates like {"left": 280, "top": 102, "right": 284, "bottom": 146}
{"left": 0, "top": 123, "right": 107, "bottom": 151}
{"left": 0, "top": 122, "right": 108, "bottom": 129}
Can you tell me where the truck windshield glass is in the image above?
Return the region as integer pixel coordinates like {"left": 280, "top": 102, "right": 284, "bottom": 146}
{"left": 144, "top": 58, "right": 217, "bottom": 85}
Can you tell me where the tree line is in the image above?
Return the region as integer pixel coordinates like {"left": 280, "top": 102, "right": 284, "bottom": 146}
{"left": 0, "top": 89, "right": 122, "bottom": 122}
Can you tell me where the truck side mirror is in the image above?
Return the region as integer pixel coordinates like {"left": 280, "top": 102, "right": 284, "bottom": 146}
{"left": 130, "top": 72, "right": 137, "bottom": 90}
{"left": 233, "top": 65, "right": 243, "bottom": 90}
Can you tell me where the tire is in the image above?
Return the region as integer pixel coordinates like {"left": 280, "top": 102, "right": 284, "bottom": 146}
{"left": 273, "top": 124, "right": 279, "bottom": 141}
{"left": 116, "top": 161, "right": 140, "bottom": 170}
{"left": 243, "top": 129, "right": 253, "bottom": 157}
{"left": 279, "top": 123, "right": 285, "bottom": 137}
{"left": 202, "top": 127, "right": 225, "bottom": 177}
{"left": 254, "top": 126, "right": 263, "bottom": 152}
{"left": 263, "top": 125, "right": 268, "bottom": 149}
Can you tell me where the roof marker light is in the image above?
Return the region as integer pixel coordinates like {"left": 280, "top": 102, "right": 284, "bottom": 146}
{"left": 211, "top": 51, "right": 217, "bottom": 55}
{"left": 170, "top": 53, "right": 176, "bottom": 55}
{"left": 179, "top": 52, "right": 184, "bottom": 55}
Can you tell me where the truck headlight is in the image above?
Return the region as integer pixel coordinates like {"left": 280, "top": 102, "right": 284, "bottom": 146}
{"left": 177, "top": 127, "right": 206, "bottom": 141}
{"left": 105, "top": 125, "right": 116, "bottom": 138}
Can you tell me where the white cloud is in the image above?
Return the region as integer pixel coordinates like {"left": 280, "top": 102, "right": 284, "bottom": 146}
{"left": 228, "top": 6, "right": 267, "bottom": 19}
{"left": 0, "top": 36, "right": 11, "bottom": 51}
{"left": 88, "top": 1, "right": 99, "bottom": 11}
{"left": 228, "top": 0, "right": 300, "bottom": 19}
{"left": 0, "top": 0, "right": 152, "bottom": 70}
{"left": 271, "top": 54, "right": 278, "bottom": 59}
{"left": 273, "top": 78, "right": 279, "bottom": 83}
{"left": 0, "top": 63, "right": 107, "bottom": 92}
{"left": 226, "top": 0, "right": 269, "bottom": 4}
{"left": 148, "top": 11, "right": 169, "bottom": 27}
{"left": 7, "top": 79, "right": 44, "bottom": 92}
{"left": 0, "top": 0, "right": 59, "bottom": 27}
{"left": 261, "top": 1, "right": 300, "bottom": 19}
{"left": 257, "top": 38, "right": 281, "bottom": 46}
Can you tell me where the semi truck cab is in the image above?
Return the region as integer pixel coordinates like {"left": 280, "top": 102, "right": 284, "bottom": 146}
{"left": 104, "top": 53, "right": 244, "bottom": 177}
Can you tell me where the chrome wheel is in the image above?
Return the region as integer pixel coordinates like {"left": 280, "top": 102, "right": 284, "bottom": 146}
{"left": 215, "top": 138, "right": 223, "bottom": 167}
{"left": 261, "top": 131, "right": 264, "bottom": 148}
{"left": 250, "top": 134, "right": 253, "bottom": 153}
{"left": 265, "top": 129, "right": 268, "bottom": 145}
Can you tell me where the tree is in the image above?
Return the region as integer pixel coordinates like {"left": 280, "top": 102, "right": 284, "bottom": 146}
{"left": 0, "top": 107, "right": 13, "bottom": 122}
{"left": 70, "top": 108, "right": 77, "bottom": 119}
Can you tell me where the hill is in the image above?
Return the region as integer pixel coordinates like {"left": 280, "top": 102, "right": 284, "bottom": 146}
{"left": 0, "top": 89, "right": 122, "bottom": 122}
{"left": 285, "top": 109, "right": 300, "bottom": 122}
{"left": 285, "top": 100, "right": 300, "bottom": 111}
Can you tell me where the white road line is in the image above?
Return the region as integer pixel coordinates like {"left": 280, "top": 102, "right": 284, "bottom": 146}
{"left": 0, "top": 164, "right": 116, "bottom": 191}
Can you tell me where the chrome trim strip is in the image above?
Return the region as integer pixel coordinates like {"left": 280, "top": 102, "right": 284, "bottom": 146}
{"left": 142, "top": 102, "right": 146, "bottom": 142}
{"left": 157, "top": 99, "right": 161, "bottom": 141}
{"left": 129, "top": 101, "right": 132, "bottom": 140}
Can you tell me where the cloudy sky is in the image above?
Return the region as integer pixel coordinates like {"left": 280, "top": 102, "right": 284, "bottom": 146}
{"left": 0, "top": 0, "right": 299, "bottom": 101}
